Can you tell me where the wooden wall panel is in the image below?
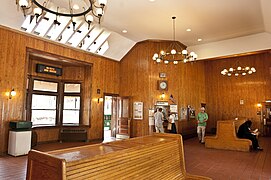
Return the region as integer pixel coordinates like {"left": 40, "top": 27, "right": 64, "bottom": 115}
{"left": 0, "top": 26, "right": 120, "bottom": 154}
{"left": 205, "top": 52, "right": 271, "bottom": 131}
{"left": 120, "top": 40, "right": 206, "bottom": 137}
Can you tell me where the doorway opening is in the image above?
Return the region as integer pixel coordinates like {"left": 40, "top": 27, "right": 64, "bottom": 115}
{"left": 103, "top": 95, "right": 115, "bottom": 142}
{"left": 103, "top": 95, "right": 130, "bottom": 141}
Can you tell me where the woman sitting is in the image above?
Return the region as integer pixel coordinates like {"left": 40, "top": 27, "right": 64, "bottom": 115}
{"left": 237, "top": 120, "right": 263, "bottom": 151}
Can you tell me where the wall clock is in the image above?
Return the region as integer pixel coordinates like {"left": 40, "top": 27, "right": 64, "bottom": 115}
{"left": 157, "top": 80, "right": 168, "bottom": 91}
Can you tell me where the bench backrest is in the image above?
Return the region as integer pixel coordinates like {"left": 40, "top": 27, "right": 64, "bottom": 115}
{"left": 216, "top": 120, "right": 238, "bottom": 140}
{"left": 65, "top": 133, "right": 186, "bottom": 179}
{"left": 27, "top": 133, "right": 189, "bottom": 180}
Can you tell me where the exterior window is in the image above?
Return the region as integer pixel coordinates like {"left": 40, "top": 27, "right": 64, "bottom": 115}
{"left": 29, "top": 80, "right": 81, "bottom": 127}
{"left": 63, "top": 96, "right": 80, "bottom": 125}
{"left": 33, "top": 80, "right": 58, "bottom": 92}
{"left": 31, "top": 94, "right": 57, "bottom": 126}
{"left": 64, "top": 83, "right": 80, "bottom": 93}
{"left": 63, "top": 83, "right": 81, "bottom": 125}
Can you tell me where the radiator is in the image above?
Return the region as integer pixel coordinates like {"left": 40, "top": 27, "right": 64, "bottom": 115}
{"left": 59, "top": 129, "right": 88, "bottom": 142}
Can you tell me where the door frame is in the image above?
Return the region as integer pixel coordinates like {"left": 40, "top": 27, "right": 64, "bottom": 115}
{"left": 102, "top": 93, "right": 118, "bottom": 139}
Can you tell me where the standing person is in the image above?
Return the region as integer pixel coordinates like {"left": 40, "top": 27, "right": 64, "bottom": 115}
{"left": 197, "top": 107, "right": 208, "bottom": 144}
{"left": 168, "top": 112, "right": 177, "bottom": 134}
{"left": 154, "top": 108, "right": 164, "bottom": 133}
{"left": 237, "top": 120, "right": 263, "bottom": 151}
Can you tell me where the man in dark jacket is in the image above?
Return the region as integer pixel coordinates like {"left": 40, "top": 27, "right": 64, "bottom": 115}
{"left": 237, "top": 120, "right": 263, "bottom": 151}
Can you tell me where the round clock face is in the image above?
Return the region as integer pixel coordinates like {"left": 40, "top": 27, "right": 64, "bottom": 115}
{"left": 160, "top": 81, "right": 167, "bottom": 89}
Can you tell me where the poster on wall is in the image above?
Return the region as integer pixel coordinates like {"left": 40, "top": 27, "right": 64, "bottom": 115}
{"left": 148, "top": 109, "right": 155, "bottom": 125}
{"left": 133, "top": 102, "right": 143, "bottom": 120}
{"left": 180, "top": 107, "right": 187, "bottom": 120}
{"left": 170, "top": 104, "right": 178, "bottom": 113}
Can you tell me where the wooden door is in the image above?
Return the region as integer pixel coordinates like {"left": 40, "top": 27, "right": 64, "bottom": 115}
{"left": 113, "top": 96, "right": 130, "bottom": 139}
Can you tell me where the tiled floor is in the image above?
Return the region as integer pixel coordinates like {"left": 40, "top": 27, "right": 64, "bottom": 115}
{"left": 183, "top": 137, "right": 271, "bottom": 179}
{"left": 0, "top": 136, "right": 270, "bottom": 180}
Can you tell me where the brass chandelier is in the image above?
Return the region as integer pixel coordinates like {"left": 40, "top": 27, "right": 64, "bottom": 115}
{"left": 221, "top": 66, "right": 256, "bottom": 76}
{"left": 152, "top": 16, "right": 197, "bottom": 65}
{"left": 16, "top": 0, "right": 107, "bottom": 29}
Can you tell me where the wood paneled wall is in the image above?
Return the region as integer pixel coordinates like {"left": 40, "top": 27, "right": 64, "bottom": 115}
{"left": 120, "top": 40, "right": 206, "bottom": 137}
{"left": 1, "top": 25, "right": 269, "bottom": 154}
{"left": 0, "top": 26, "right": 120, "bottom": 154}
{"left": 205, "top": 52, "right": 271, "bottom": 131}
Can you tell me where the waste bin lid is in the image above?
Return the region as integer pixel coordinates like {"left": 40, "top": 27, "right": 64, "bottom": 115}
{"left": 9, "top": 121, "right": 32, "bottom": 130}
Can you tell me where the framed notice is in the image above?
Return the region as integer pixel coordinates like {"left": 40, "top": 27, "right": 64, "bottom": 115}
{"left": 159, "top": 72, "right": 167, "bottom": 78}
{"left": 170, "top": 104, "right": 178, "bottom": 113}
{"left": 133, "top": 102, "right": 143, "bottom": 120}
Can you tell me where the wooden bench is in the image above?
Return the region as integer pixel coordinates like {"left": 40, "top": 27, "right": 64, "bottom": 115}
{"left": 26, "top": 133, "right": 212, "bottom": 180}
{"left": 205, "top": 120, "right": 252, "bottom": 152}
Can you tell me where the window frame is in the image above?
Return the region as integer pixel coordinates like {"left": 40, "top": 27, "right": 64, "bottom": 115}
{"left": 27, "top": 77, "right": 82, "bottom": 127}
{"left": 61, "top": 82, "right": 82, "bottom": 126}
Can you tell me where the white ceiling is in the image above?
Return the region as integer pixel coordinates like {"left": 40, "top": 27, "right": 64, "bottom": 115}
{"left": 1, "top": 0, "right": 271, "bottom": 61}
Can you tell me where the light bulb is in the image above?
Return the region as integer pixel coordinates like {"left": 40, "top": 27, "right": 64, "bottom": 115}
{"left": 153, "top": 53, "right": 158, "bottom": 58}
{"left": 190, "top": 52, "right": 195, "bottom": 56}
{"left": 229, "top": 68, "right": 233, "bottom": 72}
{"left": 11, "top": 90, "right": 16, "bottom": 96}
{"left": 19, "top": 0, "right": 28, "bottom": 7}
{"left": 160, "top": 50, "right": 165, "bottom": 55}
{"left": 237, "top": 66, "right": 241, "bottom": 70}
{"left": 34, "top": 8, "right": 42, "bottom": 15}
{"left": 182, "top": 49, "right": 188, "bottom": 55}
{"left": 164, "top": 60, "right": 169, "bottom": 64}
{"left": 86, "top": 15, "right": 93, "bottom": 23}
{"left": 171, "top": 49, "right": 176, "bottom": 55}
{"left": 193, "top": 54, "right": 198, "bottom": 59}
{"left": 98, "top": 0, "right": 107, "bottom": 6}
{"left": 156, "top": 58, "right": 161, "bottom": 63}
{"left": 173, "top": 61, "right": 178, "bottom": 65}
{"left": 96, "top": 8, "right": 103, "bottom": 16}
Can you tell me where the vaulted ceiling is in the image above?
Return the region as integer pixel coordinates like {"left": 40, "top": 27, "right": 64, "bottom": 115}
{"left": 1, "top": 0, "right": 271, "bottom": 61}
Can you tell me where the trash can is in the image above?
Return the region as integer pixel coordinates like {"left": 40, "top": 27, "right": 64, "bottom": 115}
{"left": 8, "top": 121, "right": 32, "bottom": 156}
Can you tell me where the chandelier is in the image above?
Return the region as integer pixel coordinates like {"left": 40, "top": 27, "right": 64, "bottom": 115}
{"left": 221, "top": 65, "right": 256, "bottom": 76}
{"left": 16, "top": 0, "right": 107, "bottom": 29}
{"left": 152, "top": 16, "right": 197, "bottom": 65}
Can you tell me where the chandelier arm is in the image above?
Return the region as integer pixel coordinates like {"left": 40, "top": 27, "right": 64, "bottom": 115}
{"left": 32, "top": 0, "right": 93, "bottom": 17}
{"left": 91, "top": 9, "right": 102, "bottom": 18}
{"left": 172, "top": 16, "right": 176, "bottom": 41}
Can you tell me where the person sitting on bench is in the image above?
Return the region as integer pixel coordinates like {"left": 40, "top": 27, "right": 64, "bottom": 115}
{"left": 237, "top": 120, "right": 263, "bottom": 151}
